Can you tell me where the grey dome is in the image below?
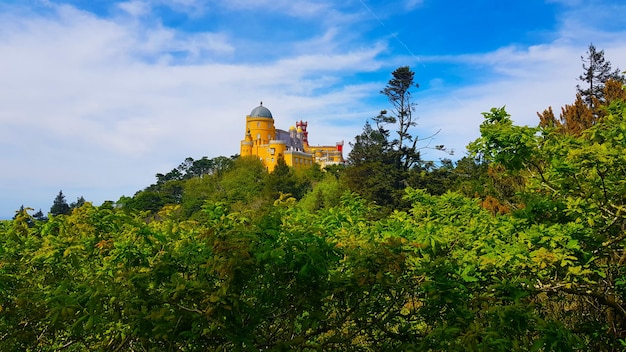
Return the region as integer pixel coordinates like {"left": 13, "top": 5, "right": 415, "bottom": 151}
{"left": 250, "top": 102, "right": 273, "bottom": 118}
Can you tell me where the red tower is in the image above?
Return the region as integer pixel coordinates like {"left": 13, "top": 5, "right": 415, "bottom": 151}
{"left": 296, "top": 120, "right": 309, "bottom": 144}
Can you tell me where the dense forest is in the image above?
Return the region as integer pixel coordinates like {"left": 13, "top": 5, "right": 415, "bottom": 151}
{"left": 2, "top": 45, "right": 626, "bottom": 351}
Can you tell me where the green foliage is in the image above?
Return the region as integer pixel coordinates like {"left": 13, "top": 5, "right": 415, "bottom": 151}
{"left": 468, "top": 107, "right": 540, "bottom": 172}
{"left": 467, "top": 98, "right": 626, "bottom": 348}
{"left": 340, "top": 161, "right": 403, "bottom": 214}
{"left": 4, "top": 179, "right": 615, "bottom": 350}
{"left": 123, "top": 156, "right": 239, "bottom": 215}
{"left": 577, "top": 43, "right": 624, "bottom": 112}
{"left": 298, "top": 172, "right": 345, "bottom": 212}
{"left": 122, "top": 155, "right": 318, "bottom": 219}
{"left": 50, "top": 190, "right": 71, "bottom": 216}
{"left": 5, "top": 64, "right": 626, "bottom": 350}
{"left": 264, "top": 155, "right": 312, "bottom": 201}
{"left": 348, "top": 120, "right": 392, "bottom": 166}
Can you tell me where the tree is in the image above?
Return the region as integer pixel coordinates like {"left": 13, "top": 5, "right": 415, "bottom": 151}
{"left": 50, "top": 190, "right": 70, "bottom": 216}
{"left": 539, "top": 45, "right": 625, "bottom": 134}
{"left": 347, "top": 120, "right": 392, "bottom": 165}
{"left": 264, "top": 155, "right": 306, "bottom": 200}
{"left": 340, "top": 161, "right": 400, "bottom": 214}
{"left": 537, "top": 95, "right": 594, "bottom": 135}
{"left": 33, "top": 209, "right": 47, "bottom": 222}
{"left": 378, "top": 66, "right": 422, "bottom": 170}
{"left": 537, "top": 106, "right": 556, "bottom": 128}
{"left": 217, "top": 156, "right": 269, "bottom": 213}
{"left": 470, "top": 100, "right": 626, "bottom": 347}
{"left": 603, "top": 77, "right": 626, "bottom": 106}
{"left": 345, "top": 66, "right": 439, "bottom": 212}
{"left": 70, "top": 196, "right": 86, "bottom": 209}
{"left": 349, "top": 66, "right": 426, "bottom": 170}
{"left": 577, "top": 43, "right": 624, "bottom": 114}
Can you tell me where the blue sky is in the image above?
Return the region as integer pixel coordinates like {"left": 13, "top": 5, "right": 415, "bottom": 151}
{"left": 1, "top": 0, "right": 625, "bottom": 218}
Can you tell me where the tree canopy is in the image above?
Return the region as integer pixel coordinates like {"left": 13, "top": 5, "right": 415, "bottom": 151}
{"left": 3, "top": 50, "right": 626, "bottom": 350}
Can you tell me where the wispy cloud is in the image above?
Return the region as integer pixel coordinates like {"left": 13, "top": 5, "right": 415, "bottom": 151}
{"left": 0, "top": 1, "right": 385, "bottom": 214}
{"left": 219, "top": 0, "right": 331, "bottom": 18}
{"left": 0, "top": 0, "right": 624, "bottom": 217}
{"left": 117, "top": 1, "right": 151, "bottom": 17}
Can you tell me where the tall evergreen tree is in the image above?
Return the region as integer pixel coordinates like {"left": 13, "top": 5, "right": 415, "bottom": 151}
{"left": 50, "top": 190, "right": 71, "bottom": 216}
{"left": 70, "top": 196, "right": 86, "bottom": 209}
{"left": 33, "top": 209, "right": 47, "bottom": 222}
{"left": 265, "top": 155, "right": 309, "bottom": 200}
{"left": 577, "top": 43, "right": 624, "bottom": 114}
{"left": 378, "top": 66, "right": 422, "bottom": 170}
{"left": 347, "top": 121, "right": 391, "bottom": 165}
{"left": 348, "top": 66, "right": 428, "bottom": 170}
{"left": 345, "top": 66, "right": 427, "bottom": 212}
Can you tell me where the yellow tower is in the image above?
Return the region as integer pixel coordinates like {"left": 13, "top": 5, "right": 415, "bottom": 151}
{"left": 242, "top": 102, "right": 276, "bottom": 151}
{"left": 240, "top": 102, "right": 282, "bottom": 171}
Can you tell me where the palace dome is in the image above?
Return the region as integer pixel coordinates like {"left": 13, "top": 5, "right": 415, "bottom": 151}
{"left": 250, "top": 102, "right": 273, "bottom": 118}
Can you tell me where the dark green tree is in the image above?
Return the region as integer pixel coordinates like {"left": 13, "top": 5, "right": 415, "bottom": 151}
{"left": 348, "top": 120, "right": 392, "bottom": 165}
{"left": 577, "top": 43, "right": 624, "bottom": 113}
{"left": 123, "top": 190, "right": 168, "bottom": 213}
{"left": 265, "top": 155, "right": 310, "bottom": 200}
{"left": 340, "top": 161, "right": 399, "bottom": 214}
{"left": 211, "top": 155, "right": 236, "bottom": 177}
{"left": 378, "top": 66, "right": 422, "bottom": 170}
{"left": 33, "top": 209, "right": 47, "bottom": 222}
{"left": 188, "top": 157, "right": 214, "bottom": 178}
{"left": 344, "top": 66, "right": 425, "bottom": 212}
{"left": 70, "top": 196, "right": 86, "bottom": 209}
{"left": 50, "top": 190, "right": 71, "bottom": 216}
{"left": 406, "top": 158, "right": 459, "bottom": 196}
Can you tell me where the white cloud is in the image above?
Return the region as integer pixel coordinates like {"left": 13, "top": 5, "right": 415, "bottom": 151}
{"left": 118, "top": 0, "right": 151, "bottom": 17}
{"left": 1, "top": 0, "right": 624, "bottom": 217}
{"left": 416, "top": 39, "right": 626, "bottom": 160}
{"left": 220, "top": 0, "right": 330, "bottom": 18}
{"left": 0, "top": 1, "right": 386, "bottom": 216}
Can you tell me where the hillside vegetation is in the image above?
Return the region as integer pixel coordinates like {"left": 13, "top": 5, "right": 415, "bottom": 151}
{"left": 2, "top": 48, "right": 626, "bottom": 350}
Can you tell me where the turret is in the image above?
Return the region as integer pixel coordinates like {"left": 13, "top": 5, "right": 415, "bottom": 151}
{"left": 296, "top": 120, "right": 309, "bottom": 146}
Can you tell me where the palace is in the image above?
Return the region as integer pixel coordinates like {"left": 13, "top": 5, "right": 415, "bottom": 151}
{"left": 240, "top": 102, "right": 344, "bottom": 172}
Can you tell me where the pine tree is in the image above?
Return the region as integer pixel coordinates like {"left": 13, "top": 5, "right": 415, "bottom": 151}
{"left": 577, "top": 44, "right": 624, "bottom": 114}
{"left": 379, "top": 66, "right": 421, "bottom": 170}
{"left": 33, "top": 209, "right": 47, "bottom": 222}
{"left": 50, "top": 190, "right": 71, "bottom": 216}
{"left": 70, "top": 196, "right": 86, "bottom": 209}
{"left": 348, "top": 121, "right": 392, "bottom": 165}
